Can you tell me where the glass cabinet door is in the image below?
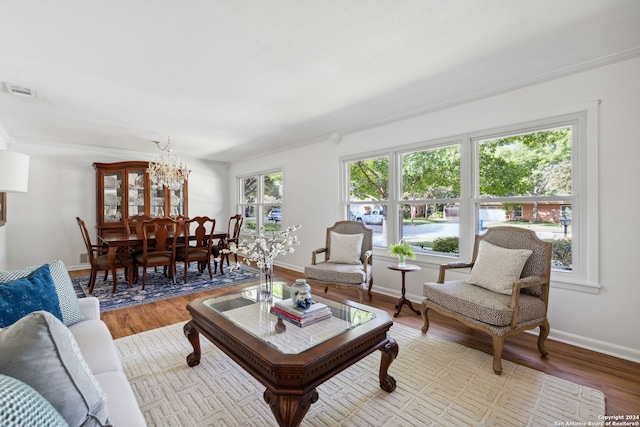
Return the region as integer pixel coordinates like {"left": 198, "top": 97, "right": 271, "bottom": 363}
{"left": 150, "top": 184, "right": 165, "bottom": 217}
{"left": 127, "top": 170, "right": 146, "bottom": 216}
{"left": 169, "top": 183, "right": 185, "bottom": 217}
{"left": 103, "top": 172, "right": 122, "bottom": 223}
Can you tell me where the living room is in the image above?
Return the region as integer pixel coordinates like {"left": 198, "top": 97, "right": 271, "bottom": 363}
{"left": 1, "top": 1, "right": 639, "bottom": 425}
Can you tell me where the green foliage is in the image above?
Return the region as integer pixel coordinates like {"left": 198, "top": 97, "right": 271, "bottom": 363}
{"left": 389, "top": 243, "right": 416, "bottom": 259}
{"left": 402, "top": 146, "right": 460, "bottom": 199}
{"left": 479, "top": 128, "right": 572, "bottom": 197}
{"left": 349, "top": 157, "right": 389, "bottom": 201}
{"left": 263, "top": 172, "right": 283, "bottom": 203}
{"left": 432, "top": 236, "right": 459, "bottom": 254}
{"left": 550, "top": 238, "right": 572, "bottom": 268}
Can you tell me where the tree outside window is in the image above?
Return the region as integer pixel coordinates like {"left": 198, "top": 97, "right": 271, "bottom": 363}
{"left": 347, "top": 156, "right": 389, "bottom": 247}
{"left": 400, "top": 144, "right": 461, "bottom": 255}
{"left": 477, "top": 127, "right": 573, "bottom": 269}
{"left": 238, "top": 171, "right": 283, "bottom": 232}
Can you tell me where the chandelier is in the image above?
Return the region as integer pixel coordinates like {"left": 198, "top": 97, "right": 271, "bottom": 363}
{"left": 147, "top": 136, "right": 190, "bottom": 190}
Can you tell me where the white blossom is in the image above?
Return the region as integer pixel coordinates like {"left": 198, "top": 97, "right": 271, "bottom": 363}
{"left": 226, "top": 225, "right": 301, "bottom": 271}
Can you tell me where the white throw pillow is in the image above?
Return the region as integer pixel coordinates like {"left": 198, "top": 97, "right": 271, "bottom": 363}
{"left": 466, "top": 240, "right": 533, "bottom": 295}
{"left": 328, "top": 232, "right": 364, "bottom": 264}
{"left": 0, "top": 311, "right": 111, "bottom": 427}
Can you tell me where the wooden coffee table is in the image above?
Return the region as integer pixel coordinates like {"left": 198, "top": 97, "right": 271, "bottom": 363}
{"left": 184, "top": 282, "right": 398, "bottom": 427}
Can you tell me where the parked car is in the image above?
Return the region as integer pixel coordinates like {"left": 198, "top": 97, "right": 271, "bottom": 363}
{"left": 268, "top": 207, "right": 282, "bottom": 222}
{"left": 355, "top": 210, "right": 385, "bottom": 225}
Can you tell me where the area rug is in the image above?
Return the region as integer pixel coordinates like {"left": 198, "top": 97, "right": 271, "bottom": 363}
{"left": 72, "top": 264, "right": 260, "bottom": 312}
{"left": 114, "top": 321, "right": 605, "bottom": 426}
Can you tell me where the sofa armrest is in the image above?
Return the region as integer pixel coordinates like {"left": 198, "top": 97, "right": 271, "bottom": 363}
{"left": 77, "top": 297, "right": 101, "bottom": 320}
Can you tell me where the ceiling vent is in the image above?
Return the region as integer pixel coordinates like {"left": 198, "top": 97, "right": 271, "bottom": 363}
{"left": 4, "top": 82, "right": 36, "bottom": 98}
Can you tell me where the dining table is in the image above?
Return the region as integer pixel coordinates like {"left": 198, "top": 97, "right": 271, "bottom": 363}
{"left": 99, "top": 231, "right": 229, "bottom": 292}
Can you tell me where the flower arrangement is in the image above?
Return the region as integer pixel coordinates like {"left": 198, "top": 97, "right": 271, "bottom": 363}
{"left": 227, "top": 224, "right": 301, "bottom": 271}
{"left": 389, "top": 241, "right": 415, "bottom": 265}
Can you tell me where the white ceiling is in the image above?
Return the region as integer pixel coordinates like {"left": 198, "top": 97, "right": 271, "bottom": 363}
{"left": 1, "top": 0, "right": 639, "bottom": 162}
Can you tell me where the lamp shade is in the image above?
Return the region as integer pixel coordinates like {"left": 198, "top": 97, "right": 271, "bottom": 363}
{"left": 0, "top": 151, "right": 29, "bottom": 192}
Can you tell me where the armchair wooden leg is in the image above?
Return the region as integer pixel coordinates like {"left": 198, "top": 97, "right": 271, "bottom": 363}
{"left": 358, "top": 289, "right": 364, "bottom": 303}
{"left": 421, "top": 305, "right": 430, "bottom": 334}
{"left": 492, "top": 335, "right": 505, "bottom": 375}
{"left": 538, "top": 319, "right": 550, "bottom": 357}
{"left": 324, "top": 286, "right": 329, "bottom": 294}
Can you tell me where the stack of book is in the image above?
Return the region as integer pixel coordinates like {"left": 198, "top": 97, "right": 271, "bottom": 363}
{"left": 270, "top": 299, "right": 332, "bottom": 327}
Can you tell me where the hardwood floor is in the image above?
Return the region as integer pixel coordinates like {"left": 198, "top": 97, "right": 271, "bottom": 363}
{"left": 80, "top": 266, "right": 640, "bottom": 416}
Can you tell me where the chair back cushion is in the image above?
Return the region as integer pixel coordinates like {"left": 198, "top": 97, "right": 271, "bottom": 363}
{"left": 325, "top": 221, "right": 372, "bottom": 263}
{"left": 466, "top": 240, "right": 532, "bottom": 295}
{"left": 473, "top": 227, "right": 552, "bottom": 296}
{"left": 328, "top": 231, "right": 364, "bottom": 264}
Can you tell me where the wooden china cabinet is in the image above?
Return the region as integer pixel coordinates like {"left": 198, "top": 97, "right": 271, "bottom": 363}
{"left": 93, "top": 161, "right": 188, "bottom": 238}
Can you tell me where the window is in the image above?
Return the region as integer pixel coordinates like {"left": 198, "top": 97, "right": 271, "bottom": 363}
{"left": 345, "top": 155, "right": 389, "bottom": 247}
{"left": 475, "top": 125, "right": 573, "bottom": 270}
{"left": 343, "top": 107, "right": 599, "bottom": 292}
{"left": 400, "top": 144, "right": 461, "bottom": 255}
{"left": 238, "top": 170, "right": 283, "bottom": 232}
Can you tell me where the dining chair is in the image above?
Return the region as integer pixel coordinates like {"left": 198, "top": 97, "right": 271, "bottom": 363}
{"left": 124, "top": 215, "right": 152, "bottom": 236}
{"left": 76, "top": 217, "right": 132, "bottom": 293}
{"left": 133, "top": 217, "right": 181, "bottom": 289}
{"left": 176, "top": 216, "right": 216, "bottom": 283}
{"left": 224, "top": 214, "right": 243, "bottom": 266}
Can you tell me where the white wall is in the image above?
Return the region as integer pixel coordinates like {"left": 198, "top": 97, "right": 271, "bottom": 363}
{"left": 229, "top": 57, "right": 640, "bottom": 362}
{"left": 0, "top": 144, "right": 228, "bottom": 271}
{"left": 1, "top": 57, "right": 638, "bottom": 362}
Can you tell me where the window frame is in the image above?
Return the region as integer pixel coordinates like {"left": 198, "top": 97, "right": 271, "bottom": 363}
{"left": 342, "top": 105, "right": 599, "bottom": 294}
{"left": 236, "top": 168, "right": 284, "bottom": 232}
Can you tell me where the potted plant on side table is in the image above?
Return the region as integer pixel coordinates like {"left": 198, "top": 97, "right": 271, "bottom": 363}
{"left": 389, "top": 241, "right": 415, "bottom": 267}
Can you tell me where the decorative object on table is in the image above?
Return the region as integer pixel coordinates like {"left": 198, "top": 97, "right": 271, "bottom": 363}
{"left": 290, "top": 278, "right": 313, "bottom": 309}
{"left": 227, "top": 224, "right": 301, "bottom": 302}
{"left": 389, "top": 240, "right": 415, "bottom": 267}
{"left": 147, "top": 136, "right": 190, "bottom": 190}
{"left": 270, "top": 298, "right": 331, "bottom": 327}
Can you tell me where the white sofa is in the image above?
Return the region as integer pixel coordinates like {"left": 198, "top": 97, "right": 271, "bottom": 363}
{"left": 0, "top": 260, "right": 146, "bottom": 427}
{"left": 69, "top": 297, "right": 147, "bottom": 427}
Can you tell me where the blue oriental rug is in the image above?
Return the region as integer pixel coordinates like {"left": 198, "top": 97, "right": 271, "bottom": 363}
{"left": 72, "top": 263, "right": 261, "bottom": 312}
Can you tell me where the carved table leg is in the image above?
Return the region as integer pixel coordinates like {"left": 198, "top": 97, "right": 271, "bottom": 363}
{"left": 263, "top": 388, "right": 319, "bottom": 427}
{"left": 183, "top": 321, "right": 201, "bottom": 367}
{"left": 379, "top": 338, "right": 398, "bottom": 392}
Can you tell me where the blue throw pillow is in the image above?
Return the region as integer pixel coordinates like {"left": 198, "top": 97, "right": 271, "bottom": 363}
{"left": 0, "top": 264, "right": 63, "bottom": 328}
{"left": 0, "top": 260, "right": 84, "bottom": 326}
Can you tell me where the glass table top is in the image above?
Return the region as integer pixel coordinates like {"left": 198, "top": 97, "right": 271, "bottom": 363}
{"left": 202, "top": 282, "right": 377, "bottom": 354}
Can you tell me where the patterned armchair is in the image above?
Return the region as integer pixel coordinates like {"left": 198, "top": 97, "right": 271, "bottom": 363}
{"left": 421, "top": 226, "right": 552, "bottom": 375}
{"left": 304, "top": 221, "right": 373, "bottom": 303}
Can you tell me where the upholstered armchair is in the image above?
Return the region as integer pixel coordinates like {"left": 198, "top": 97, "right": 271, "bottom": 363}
{"left": 421, "top": 226, "right": 552, "bottom": 375}
{"left": 304, "top": 221, "right": 373, "bottom": 303}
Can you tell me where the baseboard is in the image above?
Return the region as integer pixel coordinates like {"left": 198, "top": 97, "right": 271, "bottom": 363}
{"left": 545, "top": 329, "right": 640, "bottom": 364}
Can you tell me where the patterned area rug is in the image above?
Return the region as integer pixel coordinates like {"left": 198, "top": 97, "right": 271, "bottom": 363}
{"left": 114, "top": 321, "right": 605, "bottom": 426}
{"left": 72, "top": 264, "right": 260, "bottom": 312}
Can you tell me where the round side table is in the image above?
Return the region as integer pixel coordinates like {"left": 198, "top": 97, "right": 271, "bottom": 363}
{"left": 387, "top": 263, "right": 421, "bottom": 317}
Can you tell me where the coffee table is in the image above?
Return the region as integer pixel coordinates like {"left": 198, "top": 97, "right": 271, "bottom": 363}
{"left": 184, "top": 282, "right": 398, "bottom": 427}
